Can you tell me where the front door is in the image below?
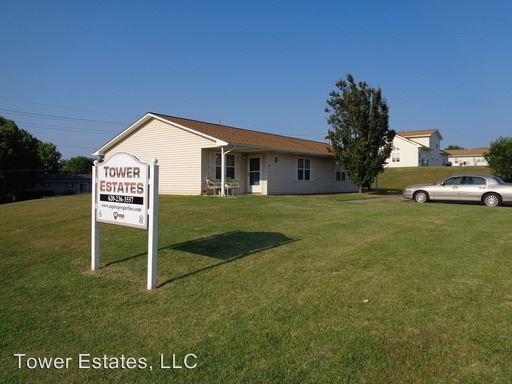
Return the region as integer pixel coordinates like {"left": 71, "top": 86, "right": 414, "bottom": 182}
{"left": 433, "top": 176, "right": 464, "bottom": 200}
{"left": 248, "top": 157, "right": 261, "bottom": 193}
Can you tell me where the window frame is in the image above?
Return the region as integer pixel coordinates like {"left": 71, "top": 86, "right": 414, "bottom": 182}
{"left": 335, "top": 164, "right": 346, "bottom": 182}
{"left": 215, "top": 153, "right": 236, "bottom": 180}
{"left": 296, "top": 157, "right": 312, "bottom": 181}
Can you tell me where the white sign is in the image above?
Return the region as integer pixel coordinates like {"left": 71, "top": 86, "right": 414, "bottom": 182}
{"left": 96, "top": 153, "right": 148, "bottom": 229}
{"left": 91, "top": 153, "right": 160, "bottom": 290}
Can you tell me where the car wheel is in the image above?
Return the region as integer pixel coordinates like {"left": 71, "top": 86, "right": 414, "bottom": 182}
{"left": 483, "top": 193, "right": 501, "bottom": 207}
{"left": 414, "top": 191, "right": 429, "bottom": 203}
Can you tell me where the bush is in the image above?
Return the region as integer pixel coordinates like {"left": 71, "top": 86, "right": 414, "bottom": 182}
{"left": 485, "top": 137, "right": 512, "bottom": 180}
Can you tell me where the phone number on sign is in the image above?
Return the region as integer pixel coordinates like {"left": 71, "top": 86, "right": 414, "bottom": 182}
{"left": 99, "top": 194, "right": 144, "bottom": 205}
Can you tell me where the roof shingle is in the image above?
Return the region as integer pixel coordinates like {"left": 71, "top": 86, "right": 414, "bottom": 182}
{"left": 444, "top": 148, "right": 488, "bottom": 156}
{"left": 397, "top": 129, "right": 439, "bottom": 137}
{"left": 152, "top": 113, "right": 334, "bottom": 157}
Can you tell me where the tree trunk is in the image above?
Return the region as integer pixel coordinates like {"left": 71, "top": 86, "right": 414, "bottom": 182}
{"left": 358, "top": 185, "right": 363, "bottom": 193}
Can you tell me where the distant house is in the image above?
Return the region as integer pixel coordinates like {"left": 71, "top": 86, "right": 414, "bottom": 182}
{"left": 386, "top": 129, "right": 448, "bottom": 167}
{"left": 445, "top": 148, "right": 489, "bottom": 166}
{"left": 34, "top": 173, "right": 92, "bottom": 195}
{"left": 93, "top": 112, "right": 358, "bottom": 195}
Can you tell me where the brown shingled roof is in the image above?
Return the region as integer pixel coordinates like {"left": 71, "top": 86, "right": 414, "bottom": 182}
{"left": 444, "top": 147, "right": 488, "bottom": 156}
{"left": 152, "top": 113, "right": 334, "bottom": 157}
{"left": 397, "top": 129, "right": 440, "bottom": 137}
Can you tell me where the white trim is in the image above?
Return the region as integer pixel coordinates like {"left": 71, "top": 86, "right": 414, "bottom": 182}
{"left": 247, "top": 156, "right": 262, "bottom": 193}
{"left": 92, "top": 113, "right": 227, "bottom": 156}
{"left": 295, "top": 156, "right": 313, "bottom": 182}
{"left": 221, "top": 147, "right": 226, "bottom": 197}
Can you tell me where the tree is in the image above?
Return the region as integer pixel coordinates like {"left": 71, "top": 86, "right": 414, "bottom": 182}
{"left": 61, "top": 156, "right": 94, "bottom": 174}
{"left": 0, "top": 116, "right": 41, "bottom": 201}
{"left": 485, "top": 137, "right": 512, "bottom": 181}
{"left": 38, "top": 141, "right": 62, "bottom": 173}
{"left": 445, "top": 145, "right": 464, "bottom": 150}
{"left": 326, "top": 74, "right": 395, "bottom": 193}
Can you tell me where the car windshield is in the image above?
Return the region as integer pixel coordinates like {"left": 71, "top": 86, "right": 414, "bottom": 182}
{"left": 493, "top": 176, "right": 506, "bottom": 184}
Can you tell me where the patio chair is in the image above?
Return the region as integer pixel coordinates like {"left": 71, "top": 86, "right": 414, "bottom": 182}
{"left": 225, "top": 181, "right": 240, "bottom": 197}
{"left": 206, "top": 178, "right": 222, "bottom": 196}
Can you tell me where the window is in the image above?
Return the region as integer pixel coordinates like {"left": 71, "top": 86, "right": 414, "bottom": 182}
{"left": 493, "top": 176, "right": 505, "bottom": 184}
{"left": 392, "top": 153, "right": 400, "bottom": 162}
{"left": 462, "top": 177, "right": 486, "bottom": 185}
{"left": 336, "top": 171, "right": 346, "bottom": 181}
{"left": 392, "top": 145, "right": 400, "bottom": 151}
{"left": 335, "top": 165, "right": 345, "bottom": 181}
{"left": 215, "top": 154, "right": 235, "bottom": 180}
{"left": 297, "top": 158, "right": 311, "bottom": 181}
{"left": 443, "top": 177, "right": 464, "bottom": 185}
{"left": 66, "top": 183, "right": 74, "bottom": 189}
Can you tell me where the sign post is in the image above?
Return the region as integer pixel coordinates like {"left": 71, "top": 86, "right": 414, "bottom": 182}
{"left": 91, "top": 152, "right": 159, "bottom": 290}
{"left": 91, "top": 160, "right": 100, "bottom": 271}
{"left": 147, "top": 159, "right": 159, "bottom": 290}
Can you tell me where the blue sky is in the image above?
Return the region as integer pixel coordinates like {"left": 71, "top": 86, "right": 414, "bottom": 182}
{"left": 1, "top": 0, "right": 511, "bottom": 158}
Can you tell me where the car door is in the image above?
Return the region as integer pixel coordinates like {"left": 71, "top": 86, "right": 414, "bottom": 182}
{"left": 457, "top": 176, "right": 487, "bottom": 201}
{"left": 433, "top": 176, "right": 464, "bottom": 200}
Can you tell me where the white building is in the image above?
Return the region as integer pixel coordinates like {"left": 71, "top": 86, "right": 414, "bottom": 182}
{"left": 93, "top": 112, "right": 358, "bottom": 195}
{"left": 445, "top": 148, "right": 489, "bottom": 166}
{"left": 386, "top": 129, "right": 448, "bottom": 167}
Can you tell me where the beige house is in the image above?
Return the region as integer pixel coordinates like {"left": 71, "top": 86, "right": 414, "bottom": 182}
{"left": 445, "top": 148, "right": 489, "bottom": 166}
{"left": 93, "top": 112, "right": 358, "bottom": 195}
{"left": 386, "top": 129, "right": 448, "bottom": 167}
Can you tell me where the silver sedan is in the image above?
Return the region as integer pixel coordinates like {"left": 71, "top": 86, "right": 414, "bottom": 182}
{"left": 403, "top": 174, "right": 512, "bottom": 207}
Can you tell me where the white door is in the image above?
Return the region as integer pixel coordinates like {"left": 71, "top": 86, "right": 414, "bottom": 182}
{"left": 247, "top": 157, "right": 261, "bottom": 193}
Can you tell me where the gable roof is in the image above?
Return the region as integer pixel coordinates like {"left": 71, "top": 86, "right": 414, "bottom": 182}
{"left": 94, "top": 112, "right": 334, "bottom": 157}
{"left": 152, "top": 113, "right": 334, "bottom": 156}
{"left": 445, "top": 147, "right": 488, "bottom": 156}
{"left": 398, "top": 129, "right": 443, "bottom": 139}
{"left": 394, "top": 134, "right": 429, "bottom": 149}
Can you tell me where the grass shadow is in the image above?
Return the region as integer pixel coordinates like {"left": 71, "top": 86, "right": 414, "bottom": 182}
{"left": 101, "top": 231, "right": 296, "bottom": 286}
{"left": 158, "top": 231, "right": 295, "bottom": 287}
{"left": 169, "top": 231, "right": 293, "bottom": 260}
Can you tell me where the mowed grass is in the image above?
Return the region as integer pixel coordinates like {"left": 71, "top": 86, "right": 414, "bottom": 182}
{"left": 376, "top": 166, "right": 492, "bottom": 189}
{"left": 1, "top": 194, "right": 512, "bottom": 383}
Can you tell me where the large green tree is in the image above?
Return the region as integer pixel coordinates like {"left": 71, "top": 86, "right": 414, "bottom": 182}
{"left": 326, "top": 74, "right": 395, "bottom": 193}
{"left": 0, "top": 116, "right": 41, "bottom": 201}
{"left": 485, "top": 137, "right": 512, "bottom": 181}
{"left": 61, "top": 156, "right": 94, "bottom": 174}
{"left": 38, "top": 141, "right": 62, "bottom": 173}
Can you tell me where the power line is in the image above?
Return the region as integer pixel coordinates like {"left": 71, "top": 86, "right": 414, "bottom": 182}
{"left": 0, "top": 96, "right": 135, "bottom": 118}
{"left": 14, "top": 120, "right": 115, "bottom": 135}
{"left": 24, "top": 126, "right": 111, "bottom": 136}
{"left": 0, "top": 108, "right": 129, "bottom": 125}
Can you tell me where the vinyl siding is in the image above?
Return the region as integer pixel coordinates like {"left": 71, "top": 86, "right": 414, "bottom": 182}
{"left": 386, "top": 136, "right": 420, "bottom": 167}
{"left": 103, "top": 118, "right": 218, "bottom": 195}
{"left": 448, "top": 156, "right": 488, "bottom": 166}
{"left": 266, "top": 152, "right": 357, "bottom": 194}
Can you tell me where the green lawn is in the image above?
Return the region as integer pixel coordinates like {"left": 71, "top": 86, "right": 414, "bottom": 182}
{"left": 376, "top": 166, "right": 492, "bottom": 190}
{"left": 1, "top": 194, "right": 512, "bottom": 383}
